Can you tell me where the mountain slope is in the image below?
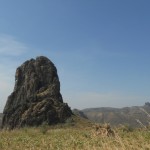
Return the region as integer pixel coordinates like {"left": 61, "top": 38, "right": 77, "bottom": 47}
{"left": 82, "top": 103, "right": 150, "bottom": 127}
{"left": 72, "top": 109, "right": 88, "bottom": 119}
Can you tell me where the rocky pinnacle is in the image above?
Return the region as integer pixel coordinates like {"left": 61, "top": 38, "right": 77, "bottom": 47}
{"left": 2, "top": 56, "right": 72, "bottom": 129}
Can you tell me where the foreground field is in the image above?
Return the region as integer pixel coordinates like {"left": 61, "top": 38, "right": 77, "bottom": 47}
{"left": 0, "top": 124, "right": 150, "bottom": 150}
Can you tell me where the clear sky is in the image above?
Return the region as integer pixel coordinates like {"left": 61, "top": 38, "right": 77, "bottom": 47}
{"left": 0, "top": 0, "right": 150, "bottom": 112}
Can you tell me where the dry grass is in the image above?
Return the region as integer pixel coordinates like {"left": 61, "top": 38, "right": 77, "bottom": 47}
{"left": 0, "top": 115, "right": 150, "bottom": 150}
{"left": 0, "top": 124, "right": 150, "bottom": 150}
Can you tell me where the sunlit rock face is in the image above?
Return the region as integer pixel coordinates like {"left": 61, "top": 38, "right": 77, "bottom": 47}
{"left": 2, "top": 56, "right": 72, "bottom": 129}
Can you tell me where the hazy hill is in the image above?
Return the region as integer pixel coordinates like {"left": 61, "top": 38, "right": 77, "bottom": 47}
{"left": 82, "top": 103, "right": 150, "bottom": 127}
{"left": 72, "top": 109, "right": 88, "bottom": 119}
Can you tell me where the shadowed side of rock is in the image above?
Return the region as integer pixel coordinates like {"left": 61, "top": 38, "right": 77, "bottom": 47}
{"left": 0, "top": 113, "right": 3, "bottom": 127}
{"left": 2, "top": 56, "right": 72, "bottom": 129}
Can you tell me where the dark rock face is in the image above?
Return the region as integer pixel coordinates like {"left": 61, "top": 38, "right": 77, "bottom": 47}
{"left": 0, "top": 113, "right": 3, "bottom": 127}
{"left": 2, "top": 56, "right": 72, "bottom": 129}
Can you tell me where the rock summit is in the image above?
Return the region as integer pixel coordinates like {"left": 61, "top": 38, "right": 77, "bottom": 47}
{"left": 2, "top": 56, "right": 72, "bottom": 129}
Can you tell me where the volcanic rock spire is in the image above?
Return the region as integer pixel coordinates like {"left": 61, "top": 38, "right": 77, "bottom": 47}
{"left": 2, "top": 56, "right": 72, "bottom": 129}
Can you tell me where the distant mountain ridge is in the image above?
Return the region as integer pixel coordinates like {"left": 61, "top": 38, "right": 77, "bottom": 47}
{"left": 81, "top": 102, "right": 150, "bottom": 127}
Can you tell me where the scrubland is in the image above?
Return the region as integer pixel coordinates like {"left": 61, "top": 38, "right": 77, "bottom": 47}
{"left": 0, "top": 117, "right": 150, "bottom": 150}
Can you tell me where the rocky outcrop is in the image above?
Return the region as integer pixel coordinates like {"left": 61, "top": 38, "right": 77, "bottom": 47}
{"left": 0, "top": 113, "right": 3, "bottom": 127}
{"left": 2, "top": 56, "right": 72, "bottom": 129}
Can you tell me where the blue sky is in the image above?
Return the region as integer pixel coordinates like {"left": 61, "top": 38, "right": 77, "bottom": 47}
{"left": 0, "top": 0, "right": 150, "bottom": 112}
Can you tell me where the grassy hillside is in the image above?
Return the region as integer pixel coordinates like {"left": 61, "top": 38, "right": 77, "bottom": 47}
{"left": 0, "top": 128, "right": 149, "bottom": 150}
{"left": 82, "top": 103, "right": 150, "bottom": 127}
{"left": 0, "top": 119, "right": 150, "bottom": 150}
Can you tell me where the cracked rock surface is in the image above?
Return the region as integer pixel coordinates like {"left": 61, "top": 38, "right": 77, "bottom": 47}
{"left": 2, "top": 56, "right": 72, "bottom": 129}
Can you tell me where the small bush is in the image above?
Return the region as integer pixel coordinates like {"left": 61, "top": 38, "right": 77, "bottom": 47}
{"left": 119, "top": 124, "right": 134, "bottom": 132}
{"left": 40, "top": 122, "right": 49, "bottom": 134}
{"left": 65, "top": 117, "right": 75, "bottom": 126}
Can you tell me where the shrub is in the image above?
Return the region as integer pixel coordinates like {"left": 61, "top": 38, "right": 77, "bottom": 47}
{"left": 40, "top": 122, "right": 49, "bottom": 134}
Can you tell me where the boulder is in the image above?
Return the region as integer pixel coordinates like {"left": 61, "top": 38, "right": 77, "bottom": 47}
{"left": 2, "top": 56, "right": 72, "bottom": 129}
